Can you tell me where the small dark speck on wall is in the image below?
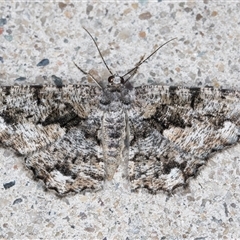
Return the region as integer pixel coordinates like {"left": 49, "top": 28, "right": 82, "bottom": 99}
{"left": 3, "top": 180, "right": 15, "bottom": 189}
{"left": 37, "top": 59, "right": 50, "bottom": 67}
{"left": 15, "top": 77, "right": 26, "bottom": 82}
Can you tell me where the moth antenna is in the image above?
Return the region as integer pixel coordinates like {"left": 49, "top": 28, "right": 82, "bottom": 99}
{"left": 83, "top": 27, "right": 114, "bottom": 76}
{"left": 123, "top": 37, "right": 177, "bottom": 83}
{"left": 73, "top": 61, "right": 102, "bottom": 89}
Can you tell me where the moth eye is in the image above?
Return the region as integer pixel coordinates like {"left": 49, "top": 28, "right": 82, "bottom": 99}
{"left": 120, "top": 77, "right": 125, "bottom": 84}
{"left": 108, "top": 76, "right": 114, "bottom": 83}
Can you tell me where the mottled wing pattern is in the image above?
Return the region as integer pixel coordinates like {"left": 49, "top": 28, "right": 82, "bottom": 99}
{"left": 128, "top": 85, "right": 240, "bottom": 193}
{"left": 0, "top": 85, "right": 106, "bottom": 195}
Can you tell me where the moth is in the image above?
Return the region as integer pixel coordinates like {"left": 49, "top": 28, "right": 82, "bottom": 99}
{"left": 0, "top": 29, "right": 239, "bottom": 195}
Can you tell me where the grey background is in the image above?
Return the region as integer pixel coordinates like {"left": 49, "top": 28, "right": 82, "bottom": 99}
{"left": 0, "top": 1, "right": 240, "bottom": 239}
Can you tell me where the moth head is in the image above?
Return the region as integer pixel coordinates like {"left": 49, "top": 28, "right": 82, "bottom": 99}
{"left": 76, "top": 28, "right": 177, "bottom": 90}
{"left": 108, "top": 75, "right": 125, "bottom": 86}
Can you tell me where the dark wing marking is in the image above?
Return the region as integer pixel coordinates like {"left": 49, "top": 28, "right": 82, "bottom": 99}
{"left": 128, "top": 86, "right": 240, "bottom": 193}
{"left": 0, "top": 85, "right": 106, "bottom": 195}
{"left": 26, "top": 128, "right": 105, "bottom": 195}
{"left": 0, "top": 85, "right": 100, "bottom": 154}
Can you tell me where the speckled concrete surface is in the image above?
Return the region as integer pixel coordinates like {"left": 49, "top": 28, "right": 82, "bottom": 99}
{"left": 0, "top": 1, "right": 240, "bottom": 239}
